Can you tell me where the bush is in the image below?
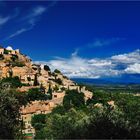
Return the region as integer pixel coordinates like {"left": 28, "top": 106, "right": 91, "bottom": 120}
{"left": 27, "top": 88, "right": 48, "bottom": 101}
{"left": 31, "top": 114, "right": 46, "bottom": 130}
{"left": 11, "top": 61, "right": 25, "bottom": 67}
{"left": 32, "top": 90, "right": 140, "bottom": 139}
{"left": 54, "top": 69, "right": 61, "bottom": 74}
{"left": 63, "top": 90, "right": 85, "bottom": 110}
{"left": 1, "top": 76, "right": 22, "bottom": 88}
{"left": 47, "top": 84, "right": 52, "bottom": 99}
{"left": 55, "top": 78, "right": 63, "bottom": 85}
{"left": 4, "top": 49, "right": 9, "bottom": 54}
{"left": 0, "top": 89, "right": 23, "bottom": 139}
{"left": 11, "top": 55, "right": 18, "bottom": 62}
{"left": 44, "top": 65, "right": 51, "bottom": 71}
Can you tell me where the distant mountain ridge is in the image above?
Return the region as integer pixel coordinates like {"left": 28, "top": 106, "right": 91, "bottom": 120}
{"left": 71, "top": 74, "right": 140, "bottom": 85}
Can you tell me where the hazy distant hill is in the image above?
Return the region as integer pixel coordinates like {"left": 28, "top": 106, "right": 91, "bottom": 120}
{"left": 71, "top": 74, "right": 140, "bottom": 85}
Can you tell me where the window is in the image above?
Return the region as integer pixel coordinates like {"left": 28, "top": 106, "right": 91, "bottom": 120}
{"left": 54, "top": 95, "right": 57, "bottom": 98}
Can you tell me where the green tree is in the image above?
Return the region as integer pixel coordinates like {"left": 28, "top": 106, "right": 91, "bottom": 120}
{"left": 63, "top": 90, "right": 85, "bottom": 110}
{"left": 44, "top": 65, "right": 51, "bottom": 71}
{"left": 27, "top": 88, "right": 48, "bottom": 101}
{"left": 55, "top": 78, "right": 63, "bottom": 85}
{"left": 43, "top": 108, "right": 88, "bottom": 139}
{"left": 47, "top": 84, "right": 52, "bottom": 99}
{"left": 33, "top": 74, "right": 39, "bottom": 86}
{"left": 4, "top": 49, "right": 9, "bottom": 54}
{"left": 31, "top": 114, "right": 46, "bottom": 130}
{"left": 11, "top": 54, "right": 18, "bottom": 62}
{"left": 52, "top": 105, "right": 66, "bottom": 115}
{"left": 54, "top": 69, "right": 61, "bottom": 74}
{"left": 34, "top": 129, "right": 47, "bottom": 139}
{"left": 0, "top": 89, "right": 23, "bottom": 139}
{"left": 1, "top": 76, "right": 22, "bottom": 88}
{"left": 31, "top": 114, "right": 47, "bottom": 139}
{"left": 40, "top": 83, "right": 45, "bottom": 94}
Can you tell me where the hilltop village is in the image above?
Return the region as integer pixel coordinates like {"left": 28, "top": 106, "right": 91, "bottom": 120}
{"left": 0, "top": 45, "right": 92, "bottom": 135}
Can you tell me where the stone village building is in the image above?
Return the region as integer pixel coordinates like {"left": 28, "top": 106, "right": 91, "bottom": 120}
{"left": 0, "top": 46, "right": 19, "bottom": 55}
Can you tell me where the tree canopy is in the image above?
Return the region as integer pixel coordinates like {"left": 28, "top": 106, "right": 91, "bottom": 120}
{"left": 0, "top": 89, "right": 23, "bottom": 139}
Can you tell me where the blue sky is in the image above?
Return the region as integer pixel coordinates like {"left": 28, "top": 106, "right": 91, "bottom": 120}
{"left": 0, "top": 1, "right": 140, "bottom": 79}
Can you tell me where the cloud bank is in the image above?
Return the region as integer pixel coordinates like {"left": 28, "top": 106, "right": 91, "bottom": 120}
{"left": 35, "top": 49, "right": 140, "bottom": 79}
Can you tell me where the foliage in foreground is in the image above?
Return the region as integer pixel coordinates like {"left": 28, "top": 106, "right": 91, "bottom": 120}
{"left": 0, "top": 89, "right": 23, "bottom": 139}
{"left": 32, "top": 89, "right": 140, "bottom": 139}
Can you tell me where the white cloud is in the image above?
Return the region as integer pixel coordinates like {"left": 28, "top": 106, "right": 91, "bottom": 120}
{"left": 6, "top": 5, "right": 48, "bottom": 40}
{"left": 125, "top": 63, "right": 140, "bottom": 74}
{"left": 34, "top": 49, "right": 140, "bottom": 79}
{"left": 0, "top": 16, "right": 10, "bottom": 26}
{"left": 7, "top": 28, "right": 32, "bottom": 39}
{"left": 111, "top": 49, "right": 140, "bottom": 64}
{"left": 6, "top": 1, "right": 56, "bottom": 40}
{"left": 0, "top": 8, "right": 19, "bottom": 27}
{"left": 24, "top": 6, "right": 46, "bottom": 25}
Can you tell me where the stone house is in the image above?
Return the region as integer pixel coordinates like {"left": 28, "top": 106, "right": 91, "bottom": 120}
{"left": 21, "top": 101, "right": 56, "bottom": 135}
{"left": 6, "top": 46, "right": 19, "bottom": 55}
{"left": 0, "top": 47, "right": 4, "bottom": 54}
{"left": 20, "top": 74, "right": 35, "bottom": 85}
{"left": 52, "top": 91, "right": 65, "bottom": 99}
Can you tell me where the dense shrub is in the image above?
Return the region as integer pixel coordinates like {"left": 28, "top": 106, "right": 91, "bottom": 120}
{"left": 32, "top": 89, "right": 140, "bottom": 139}
{"left": 44, "top": 65, "right": 51, "bottom": 71}
{"left": 27, "top": 88, "right": 48, "bottom": 101}
{"left": 1, "top": 76, "right": 22, "bottom": 88}
{"left": 63, "top": 90, "right": 85, "bottom": 110}
{"left": 11, "top": 55, "right": 18, "bottom": 62}
{"left": 47, "top": 84, "right": 52, "bottom": 99}
{"left": 11, "top": 61, "right": 25, "bottom": 67}
{"left": 4, "top": 49, "right": 9, "bottom": 54}
{"left": 54, "top": 69, "right": 61, "bottom": 74}
{"left": 0, "top": 89, "right": 23, "bottom": 139}
{"left": 54, "top": 78, "right": 63, "bottom": 85}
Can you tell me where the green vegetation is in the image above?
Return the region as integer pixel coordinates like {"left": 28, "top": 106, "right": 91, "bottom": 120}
{"left": 32, "top": 87, "right": 140, "bottom": 139}
{"left": 0, "top": 72, "right": 140, "bottom": 139}
{"left": 54, "top": 78, "right": 63, "bottom": 85}
{"left": 31, "top": 114, "right": 46, "bottom": 139}
{"left": 33, "top": 74, "right": 39, "bottom": 86}
{"left": 44, "top": 65, "right": 51, "bottom": 71}
{"left": 27, "top": 88, "right": 48, "bottom": 101}
{"left": 1, "top": 76, "right": 22, "bottom": 88}
{"left": 63, "top": 90, "right": 85, "bottom": 110}
{"left": 54, "top": 69, "right": 61, "bottom": 74}
{"left": 4, "top": 49, "right": 10, "bottom": 54}
{"left": 0, "top": 88, "right": 23, "bottom": 139}
{"left": 11, "top": 54, "right": 18, "bottom": 62}
{"left": 85, "top": 84, "right": 140, "bottom": 94}
{"left": 47, "top": 84, "right": 52, "bottom": 99}
{"left": 53, "top": 85, "right": 59, "bottom": 91}
{"left": 11, "top": 61, "right": 25, "bottom": 67}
